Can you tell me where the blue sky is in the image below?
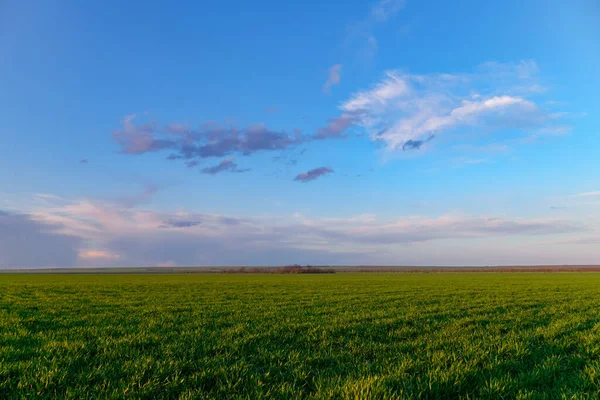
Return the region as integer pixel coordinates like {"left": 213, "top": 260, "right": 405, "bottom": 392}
{"left": 1, "top": 0, "right": 599, "bottom": 267}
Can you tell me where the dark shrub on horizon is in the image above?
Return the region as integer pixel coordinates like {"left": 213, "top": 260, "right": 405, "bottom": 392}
{"left": 274, "top": 265, "right": 335, "bottom": 274}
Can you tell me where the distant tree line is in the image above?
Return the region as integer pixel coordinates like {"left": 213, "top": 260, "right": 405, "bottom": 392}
{"left": 223, "top": 265, "right": 335, "bottom": 274}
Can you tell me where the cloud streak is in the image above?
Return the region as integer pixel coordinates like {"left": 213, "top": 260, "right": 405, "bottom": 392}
{"left": 402, "top": 135, "right": 434, "bottom": 151}
{"left": 160, "top": 219, "right": 203, "bottom": 228}
{"left": 294, "top": 167, "right": 334, "bottom": 182}
{"left": 200, "top": 158, "right": 250, "bottom": 175}
{"left": 79, "top": 250, "right": 120, "bottom": 261}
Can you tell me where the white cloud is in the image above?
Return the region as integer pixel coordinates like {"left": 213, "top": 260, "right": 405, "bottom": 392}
{"left": 342, "top": 71, "right": 410, "bottom": 112}
{"left": 339, "top": 60, "right": 568, "bottom": 153}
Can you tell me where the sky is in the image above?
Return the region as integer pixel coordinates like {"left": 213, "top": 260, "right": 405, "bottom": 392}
{"left": 1, "top": 0, "right": 599, "bottom": 267}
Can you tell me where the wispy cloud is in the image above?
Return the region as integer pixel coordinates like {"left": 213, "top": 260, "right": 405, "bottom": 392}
{"left": 113, "top": 183, "right": 160, "bottom": 208}
{"left": 573, "top": 191, "right": 600, "bottom": 198}
{"left": 521, "top": 125, "right": 573, "bottom": 143}
{"left": 113, "top": 114, "right": 174, "bottom": 154}
{"left": 341, "top": 70, "right": 410, "bottom": 112}
{"left": 347, "top": 0, "right": 407, "bottom": 61}
{"left": 339, "top": 60, "right": 569, "bottom": 154}
{"left": 294, "top": 167, "right": 334, "bottom": 182}
{"left": 323, "top": 64, "right": 342, "bottom": 94}
{"left": 370, "top": 0, "right": 406, "bottom": 22}
{"left": 200, "top": 158, "right": 250, "bottom": 175}
{"left": 315, "top": 114, "right": 358, "bottom": 139}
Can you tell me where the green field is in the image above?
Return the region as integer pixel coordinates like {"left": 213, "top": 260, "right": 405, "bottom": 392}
{"left": 3, "top": 273, "right": 600, "bottom": 399}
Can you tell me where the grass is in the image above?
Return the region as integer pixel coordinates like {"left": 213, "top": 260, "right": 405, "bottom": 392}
{"left": 2, "top": 273, "right": 600, "bottom": 399}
